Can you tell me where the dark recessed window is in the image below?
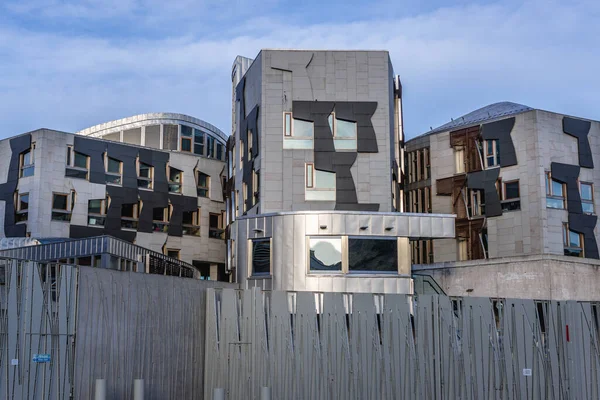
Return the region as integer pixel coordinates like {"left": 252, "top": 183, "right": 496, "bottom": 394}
{"left": 197, "top": 172, "right": 210, "bottom": 198}
{"left": 501, "top": 180, "right": 521, "bottom": 211}
{"left": 252, "top": 239, "right": 271, "bottom": 275}
{"left": 138, "top": 162, "right": 153, "bottom": 189}
{"left": 348, "top": 238, "right": 398, "bottom": 273}
{"left": 194, "top": 129, "right": 205, "bottom": 155}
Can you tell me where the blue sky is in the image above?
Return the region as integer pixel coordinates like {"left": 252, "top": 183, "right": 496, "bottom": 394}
{"left": 0, "top": 0, "right": 598, "bottom": 139}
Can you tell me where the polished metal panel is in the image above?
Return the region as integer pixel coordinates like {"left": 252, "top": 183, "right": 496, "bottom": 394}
{"left": 234, "top": 211, "right": 455, "bottom": 293}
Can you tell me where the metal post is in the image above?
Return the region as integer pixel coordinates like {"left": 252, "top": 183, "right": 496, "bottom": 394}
{"left": 134, "top": 379, "right": 144, "bottom": 400}
{"left": 213, "top": 388, "right": 225, "bottom": 400}
{"left": 95, "top": 379, "right": 106, "bottom": 400}
{"left": 261, "top": 386, "right": 271, "bottom": 400}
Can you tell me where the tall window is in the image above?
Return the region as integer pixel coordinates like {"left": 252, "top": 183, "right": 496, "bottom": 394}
{"left": 501, "top": 179, "right": 521, "bottom": 211}
{"left": 251, "top": 239, "right": 271, "bottom": 275}
{"left": 563, "top": 223, "right": 584, "bottom": 257}
{"left": 207, "top": 135, "right": 215, "bottom": 158}
{"left": 168, "top": 166, "right": 183, "bottom": 193}
{"left": 454, "top": 147, "right": 465, "bottom": 174}
{"left": 284, "top": 112, "right": 292, "bottom": 137}
{"left": 66, "top": 146, "right": 89, "bottom": 180}
{"left": 217, "top": 143, "right": 224, "bottom": 161}
{"left": 182, "top": 208, "right": 201, "bottom": 236}
{"left": 121, "top": 202, "right": 141, "bottom": 229}
{"left": 152, "top": 206, "right": 171, "bottom": 232}
{"left": 247, "top": 130, "right": 253, "bottom": 161}
{"left": 328, "top": 112, "right": 357, "bottom": 151}
{"left": 484, "top": 139, "right": 500, "bottom": 168}
{"left": 88, "top": 198, "right": 107, "bottom": 227}
{"left": 20, "top": 146, "right": 34, "bottom": 178}
{"left": 209, "top": 212, "right": 224, "bottom": 239}
{"left": 305, "top": 163, "right": 336, "bottom": 201}
{"left": 16, "top": 193, "right": 29, "bottom": 222}
{"left": 581, "top": 182, "right": 594, "bottom": 214}
{"left": 252, "top": 169, "right": 260, "bottom": 205}
{"left": 469, "top": 189, "right": 484, "bottom": 217}
{"left": 52, "top": 192, "right": 75, "bottom": 222}
{"left": 194, "top": 129, "right": 205, "bottom": 156}
{"left": 546, "top": 172, "right": 565, "bottom": 209}
{"left": 242, "top": 182, "right": 248, "bottom": 213}
{"left": 105, "top": 156, "right": 122, "bottom": 185}
{"left": 458, "top": 238, "right": 468, "bottom": 261}
{"left": 197, "top": 172, "right": 210, "bottom": 198}
{"left": 181, "top": 125, "right": 193, "bottom": 152}
{"left": 138, "top": 161, "right": 153, "bottom": 189}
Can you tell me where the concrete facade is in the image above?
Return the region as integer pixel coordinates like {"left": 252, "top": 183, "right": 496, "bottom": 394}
{"left": 226, "top": 50, "right": 453, "bottom": 293}
{"left": 1, "top": 121, "right": 227, "bottom": 278}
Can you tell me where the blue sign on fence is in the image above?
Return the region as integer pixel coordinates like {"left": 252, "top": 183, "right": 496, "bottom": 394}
{"left": 32, "top": 354, "right": 51, "bottom": 363}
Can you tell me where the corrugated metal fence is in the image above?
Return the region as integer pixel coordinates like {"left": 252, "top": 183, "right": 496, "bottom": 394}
{"left": 204, "top": 288, "right": 600, "bottom": 400}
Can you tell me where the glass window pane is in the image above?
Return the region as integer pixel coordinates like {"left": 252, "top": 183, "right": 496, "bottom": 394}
{"left": 285, "top": 114, "right": 292, "bottom": 136}
{"left": 581, "top": 183, "right": 593, "bottom": 201}
{"left": 194, "top": 129, "right": 205, "bottom": 155}
{"left": 169, "top": 168, "right": 182, "bottom": 182}
{"left": 107, "top": 158, "right": 120, "bottom": 173}
{"left": 305, "top": 190, "right": 336, "bottom": 201}
{"left": 336, "top": 119, "right": 356, "bottom": 138}
{"left": 22, "top": 150, "right": 31, "bottom": 165}
{"left": 583, "top": 202, "right": 594, "bottom": 214}
{"left": 315, "top": 169, "right": 336, "bottom": 189}
{"left": 209, "top": 213, "right": 219, "bottom": 228}
{"left": 283, "top": 139, "right": 313, "bottom": 149}
{"left": 121, "top": 203, "right": 135, "bottom": 218}
{"left": 547, "top": 198, "right": 564, "bottom": 209}
{"left": 197, "top": 172, "right": 209, "bottom": 187}
{"left": 217, "top": 143, "right": 224, "bottom": 160}
{"left": 163, "top": 125, "right": 178, "bottom": 150}
{"left": 552, "top": 180, "right": 563, "bottom": 197}
{"left": 182, "top": 211, "right": 195, "bottom": 225}
{"left": 293, "top": 119, "right": 314, "bottom": 138}
{"left": 306, "top": 165, "right": 313, "bottom": 187}
{"left": 139, "top": 163, "right": 151, "bottom": 178}
{"left": 20, "top": 194, "right": 29, "bottom": 210}
{"left": 88, "top": 199, "right": 103, "bottom": 214}
{"left": 348, "top": 238, "right": 398, "bottom": 272}
{"left": 505, "top": 182, "right": 520, "bottom": 199}
{"left": 74, "top": 152, "right": 87, "bottom": 169}
{"left": 207, "top": 136, "right": 215, "bottom": 158}
{"left": 181, "top": 125, "right": 193, "bottom": 137}
{"left": 487, "top": 156, "right": 495, "bottom": 166}
{"left": 197, "top": 188, "right": 208, "bottom": 197}
{"left": 309, "top": 237, "right": 342, "bottom": 271}
{"left": 569, "top": 231, "right": 581, "bottom": 248}
{"left": 487, "top": 140, "right": 494, "bottom": 156}
{"left": 53, "top": 195, "right": 68, "bottom": 210}
{"left": 105, "top": 174, "right": 122, "bottom": 185}
{"left": 328, "top": 114, "right": 334, "bottom": 133}
{"left": 252, "top": 240, "right": 270, "bottom": 275}
{"left": 181, "top": 138, "right": 192, "bottom": 152}
{"left": 333, "top": 139, "right": 357, "bottom": 151}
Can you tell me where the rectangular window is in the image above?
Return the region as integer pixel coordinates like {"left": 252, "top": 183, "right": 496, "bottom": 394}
{"left": 306, "top": 163, "right": 314, "bottom": 188}
{"left": 121, "top": 202, "right": 140, "bottom": 230}
{"left": 251, "top": 239, "right": 271, "bottom": 275}
{"left": 20, "top": 147, "right": 34, "bottom": 178}
{"left": 207, "top": 135, "right": 215, "bottom": 158}
{"left": 197, "top": 172, "right": 210, "bottom": 198}
{"left": 242, "top": 182, "right": 248, "bottom": 213}
{"left": 484, "top": 139, "right": 500, "bottom": 168}
{"left": 348, "top": 238, "right": 398, "bottom": 273}
{"left": 217, "top": 143, "right": 224, "bottom": 161}
{"left": 581, "top": 182, "right": 594, "bottom": 214}
{"left": 182, "top": 208, "right": 201, "bottom": 236}
{"left": 194, "top": 129, "right": 205, "bottom": 156}
{"left": 209, "top": 212, "right": 224, "bottom": 239}
{"left": 309, "top": 237, "right": 342, "bottom": 272}
{"left": 181, "top": 137, "right": 192, "bottom": 152}
{"left": 546, "top": 172, "right": 566, "bottom": 209}
{"left": 247, "top": 130, "right": 253, "bottom": 161}
{"left": 469, "top": 189, "right": 485, "bottom": 217}
{"left": 166, "top": 249, "right": 180, "bottom": 260}
{"left": 501, "top": 180, "right": 521, "bottom": 211}
{"left": 454, "top": 147, "right": 465, "bottom": 174}
{"left": 152, "top": 206, "right": 170, "bottom": 232}
{"left": 87, "top": 198, "right": 107, "bottom": 227}
{"left": 253, "top": 170, "right": 260, "bottom": 205}
{"left": 284, "top": 112, "right": 292, "bottom": 137}
{"left": 458, "top": 238, "right": 468, "bottom": 261}
{"left": 563, "top": 223, "right": 584, "bottom": 257}
{"left": 16, "top": 192, "right": 29, "bottom": 222}
{"left": 52, "top": 192, "right": 74, "bottom": 222}
{"left": 105, "top": 156, "right": 122, "bottom": 185}
{"left": 65, "top": 146, "right": 90, "bottom": 180}
{"left": 138, "top": 161, "right": 153, "bottom": 189}
{"left": 168, "top": 166, "right": 183, "bottom": 193}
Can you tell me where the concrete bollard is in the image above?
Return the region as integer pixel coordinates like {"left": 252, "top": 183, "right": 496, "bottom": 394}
{"left": 261, "top": 387, "right": 271, "bottom": 400}
{"left": 134, "top": 379, "right": 144, "bottom": 400}
{"left": 95, "top": 379, "right": 106, "bottom": 400}
{"left": 213, "top": 388, "right": 225, "bottom": 400}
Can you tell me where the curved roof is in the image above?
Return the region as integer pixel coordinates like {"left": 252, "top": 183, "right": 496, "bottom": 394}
{"left": 415, "top": 102, "right": 533, "bottom": 139}
{"left": 76, "top": 112, "right": 228, "bottom": 143}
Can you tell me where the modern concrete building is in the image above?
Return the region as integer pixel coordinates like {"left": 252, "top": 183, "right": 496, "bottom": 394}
{"left": 405, "top": 102, "right": 600, "bottom": 299}
{"left": 0, "top": 113, "right": 228, "bottom": 280}
{"left": 225, "top": 50, "right": 455, "bottom": 294}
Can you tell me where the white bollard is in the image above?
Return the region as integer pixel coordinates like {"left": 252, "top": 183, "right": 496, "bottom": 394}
{"left": 261, "top": 386, "right": 271, "bottom": 400}
{"left": 213, "top": 388, "right": 225, "bottom": 400}
{"left": 95, "top": 379, "right": 106, "bottom": 400}
{"left": 134, "top": 379, "right": 144, "bottom": 400}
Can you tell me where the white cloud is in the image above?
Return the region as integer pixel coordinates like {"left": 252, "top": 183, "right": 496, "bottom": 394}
{"left": 0, "top": 0, "right": 598, "bottom": 138}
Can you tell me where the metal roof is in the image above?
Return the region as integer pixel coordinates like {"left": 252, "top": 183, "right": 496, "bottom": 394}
{"left": 415, "top": 102, "right": 533, "bottom": 138}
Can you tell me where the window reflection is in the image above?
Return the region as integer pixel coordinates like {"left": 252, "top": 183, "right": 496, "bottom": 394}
{"left": 309, "top": 237, "right": 342, "bottom": 271}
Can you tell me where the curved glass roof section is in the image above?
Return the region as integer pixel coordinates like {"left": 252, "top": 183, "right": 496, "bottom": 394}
{"left": 76, "top": 113, "right": 227, "bottom": 143}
